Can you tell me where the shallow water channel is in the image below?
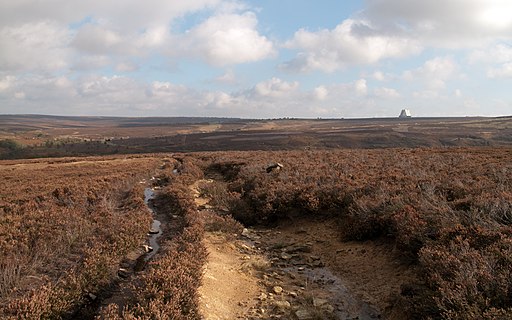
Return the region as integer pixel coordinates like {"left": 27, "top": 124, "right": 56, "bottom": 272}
{"left": 135, "top": 188, "right": 162, "bottom": 269}
{"left": 69, "top": 187, "right": 165, "bottom": 319}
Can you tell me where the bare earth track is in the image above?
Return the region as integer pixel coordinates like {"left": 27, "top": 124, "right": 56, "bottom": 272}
{"left": 194, "top": 179, "right": 417, "bottom": 319}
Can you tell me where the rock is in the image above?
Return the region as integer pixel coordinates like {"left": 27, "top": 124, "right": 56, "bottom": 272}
{"left": 312, "top": 260, "right": 324, "bottom": 267}
{"left": 266, "top": 163, "right": 283, "bottom": 173}
{"left": 240, "top": 244, "right": 253, "bottom": 251}
{"left": 280, "top": 253, "right": 292, "bottom": 260}
{"left": 289, "top": 291, "right": 298, "bottom": 298}
{"left": 241, "top": 228, "right": 253, "bottom": 239}
{"left": 87, "top": 293, "right": 97, "bottom": 301}
{"left": 148, "top": 228, "right": 159, "bottom": 234}
{"left": 312, "top": 298, "right": 329, "bottom": 307}
{"left": 241, "top": 228, "right": 261, "bottom": 240}
{"left": 118, "top": 268, "right": 130, "bottom": 278}
{"left": 273, "top": 300, "right": 291, "bottom": 310}
{"left": 322, "top": 304, "right": 335, "bottom": 313}
{"left": 287, "top": 244, "right": 312, "bottom": 253}
{"left": 295, "top": 309, "right": 314, "bottom": 320}
{"left": 273, "top": 286, "right": 283, "bottom": 294}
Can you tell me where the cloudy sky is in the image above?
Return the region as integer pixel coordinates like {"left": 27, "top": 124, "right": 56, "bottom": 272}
{"left": 1, "top": 0, "right": 511, "bottom": 118}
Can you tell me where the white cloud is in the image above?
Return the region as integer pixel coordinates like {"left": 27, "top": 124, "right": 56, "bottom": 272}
{"left": 214, "top": 69, "right": 238, "bottom": 84}
{"left": 282, "top": 19, "right": 421, "bottom": 72}
{"left": 0, "top": 1, "right": 268, "bottom": 73}
{"left": 354, "top": 79, "right": 368, "bottom": 95}
{"left": 282, "top": 1, "right": 512, "bottom": 73}
{"left": 115, "top": 62, "right": 138, "bottom": 72}
{"left": 372, "top": 71, "right": 386, "bottom": 81}
{"left": 374, "top": 87, "right": 400, "bottom": 98}
{"left": 0, "top": 21, "right": 71, "bottom": 72}
{"left": 468, "top": 44, "right": 512, "bottom": 78}
{"left": 0, "top": 0, "right": 223, "bottom": 30}
{"left": 314, "top": 86, "right": 328, "bottom": 100}
{"left": 251, "top": 77, "right": 299, "bottom": 98}
{"left": 412, "top": 90, "right": 439, "bottom": 99}
{"left": 0, "top": 75, "right": 15, "bottom": 92}
{"left": 361, "top": 0, "right": 512, "bottom": 48}
{"left": 487, "top": 62, "right": 512, "bottom": 78}
{"left": 181, "top": 12, "right": 275, "bottom": 66}
{"left": 72, "top": 55, "right": 111, "bottom": 70}
{"left": 403, "top": 56, "right": 457, "bottom": 89}
{"left": 72, "top": 24, "right": 126, "bottom": 55}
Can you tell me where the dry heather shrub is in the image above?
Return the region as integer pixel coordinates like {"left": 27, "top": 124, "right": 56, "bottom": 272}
{"left": 192, "top": 148, "right": 512, "bottom": 318}
{"left": 197, "top": 180, "right": 232, "bottom": 208}
{"left": 0, "top": 156, "right": 160, "bottom": 319}
{"left": 0, "top": 259, "right": 22, "bottom": 298}
{"left": 99, "top": 166, "right": 208, "bottom": 319}
{"left": 201, "top": 210, "right": 243, "bottom": 234}
{"left": 389, "top": 205, "right": 429, "bottom": 254}
{"left": 173, "top": 155, "right": 204, "bottom": 184}
{"left": 418, "top": 226, "right": 512, "bottom": 319}
{"left": 156, "top": 184, "right": 197, "bottom": 216}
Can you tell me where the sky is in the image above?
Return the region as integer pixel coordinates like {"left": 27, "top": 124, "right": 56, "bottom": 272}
{"left": 0, "top": 0, "right": 511, "bottom": 118}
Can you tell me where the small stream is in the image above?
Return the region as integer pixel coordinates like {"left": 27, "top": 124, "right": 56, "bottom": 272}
{"left": 69, "top": 186, "right": 165, "bottom": 319}
{"left": 135, "top": 187, "right": 162, "bottom": 270}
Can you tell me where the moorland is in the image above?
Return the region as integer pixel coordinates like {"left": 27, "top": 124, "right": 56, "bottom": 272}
{"left": 0, "top": 115, "right": 511, "bottom": 319}
{"left": 1, "top": 114, "right": 511, "bottom": 159}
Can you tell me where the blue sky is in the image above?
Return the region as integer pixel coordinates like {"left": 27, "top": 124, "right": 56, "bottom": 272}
{"left": 0, "top": 0, "right": 511, "bottom": 118}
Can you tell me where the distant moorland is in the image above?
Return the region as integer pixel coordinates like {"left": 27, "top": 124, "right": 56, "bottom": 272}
{"left": 1, "top": 114, "right": 511, "bottom": 159}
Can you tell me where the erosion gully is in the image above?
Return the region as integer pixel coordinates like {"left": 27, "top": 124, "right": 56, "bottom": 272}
{"left": 68, "top": 182, "right": 165, "bottom": 319}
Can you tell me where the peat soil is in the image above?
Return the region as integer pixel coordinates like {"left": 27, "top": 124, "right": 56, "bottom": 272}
{"left": 195, "top": 179, "right": 417, "bottom": 320}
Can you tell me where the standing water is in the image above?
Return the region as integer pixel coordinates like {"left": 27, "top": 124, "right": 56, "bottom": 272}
{"left": 135, "top": 188, "right": 162, "bottom": 270}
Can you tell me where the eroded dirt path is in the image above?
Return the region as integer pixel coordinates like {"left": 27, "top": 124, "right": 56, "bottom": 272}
{"left": 198, "top": 233, "right": 262, "bottom": 319}
{"left": 193, "top": 179, "right": 417, "bottom": 319}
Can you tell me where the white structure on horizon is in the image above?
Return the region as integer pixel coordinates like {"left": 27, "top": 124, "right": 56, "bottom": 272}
{"left": 399, "top": 109, "right": 412, "bottom": 118}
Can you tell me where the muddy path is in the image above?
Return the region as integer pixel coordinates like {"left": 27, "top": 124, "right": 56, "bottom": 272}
{"left": 194, "top": 179, "right": 417, "bottom": 320}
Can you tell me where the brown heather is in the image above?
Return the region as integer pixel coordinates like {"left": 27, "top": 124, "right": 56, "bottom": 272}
{"left": 1, "top": 148, "right": 512, "bottom": 319}
{"left": 195, "top": 148, "right": 512, "bottom": 319}
{"left": 0, "top": 155, "right": 162, "bottom": 319}
{"left": 97, "top": 155, "right": 207, "bottom": 319}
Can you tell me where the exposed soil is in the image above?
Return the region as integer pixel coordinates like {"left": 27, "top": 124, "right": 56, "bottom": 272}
{"left": 194, "top": 180, "right": 418, "bottom": 320}
{"left": 198, "top": 233, "right": 262, "bottom": 319}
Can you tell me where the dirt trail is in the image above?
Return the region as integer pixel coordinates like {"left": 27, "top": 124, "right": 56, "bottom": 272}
{"left": 198, "top": 233, "right": 262, "bottom": 319}
{"left": 194, "top": 178, "right": 417, "bottom": 319}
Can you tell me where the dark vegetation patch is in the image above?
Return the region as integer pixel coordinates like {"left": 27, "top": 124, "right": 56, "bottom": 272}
{"left": 100, "top": 158, "right": 208, "bottom": 319}
{"left": 0, "top": 156, "right": 161, "bottom": 319}
{"left": 196, "top": 148, "right": 512, "bottom": 319}
{"left": 1, "top": 147, "right": 512, "bottom": 319}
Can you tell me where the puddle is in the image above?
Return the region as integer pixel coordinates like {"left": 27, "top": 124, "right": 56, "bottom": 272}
{"left": 135, "top": 188, "right": 162, "bottom": 270}
{"left": 289, "top": 265, "right": 381, "bottom": 319}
